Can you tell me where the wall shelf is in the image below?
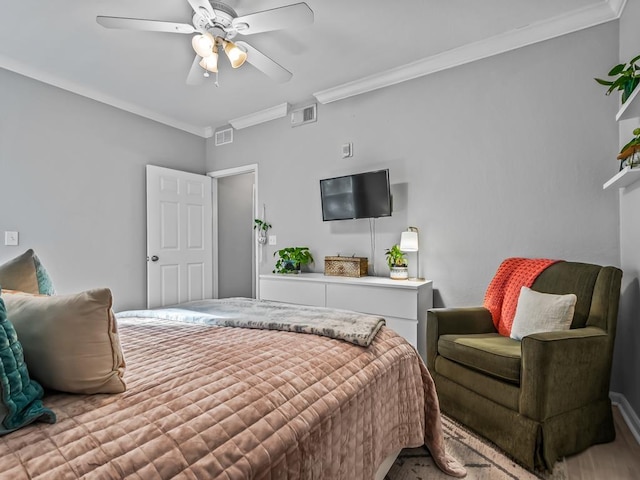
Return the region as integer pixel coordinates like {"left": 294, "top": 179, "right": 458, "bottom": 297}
{"left": 616, "top": 87, "right": 640, "bottom": 121}
{"left": 603, "top": 166, "right": 640, "bottom": 190}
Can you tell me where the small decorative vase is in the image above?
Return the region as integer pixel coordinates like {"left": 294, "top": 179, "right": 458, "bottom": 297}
{"left": 282, "top": 261, "right": 301, "bottom": 274}
{"left": 390, "top": 266, "right": 409, "bottom": 280}
{"left": 630, "top": 148, "right": 640, "bottom": 169}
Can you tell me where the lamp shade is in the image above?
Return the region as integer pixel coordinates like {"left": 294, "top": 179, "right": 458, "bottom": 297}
{"left": 192, "top": 33, "right": 215, "bottom": 58}
{"left": 400, "top": 230, "right": 419, "bottom": 252}
{"left": 224, "top": 40, "right": 247, "bottom": 68}
{"left": 199, "top": 50, "right": 219, "bottom": 72}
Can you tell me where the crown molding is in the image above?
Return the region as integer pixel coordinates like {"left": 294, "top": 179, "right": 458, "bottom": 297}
{"left": 229, "top": 102, "right": 289, "bottom": 129}
{"left": 314, "top": 1, "right": 624, "bottom": 105}
{"left": 607, "top": 0, "right": 627, "bottom": 17}
{"left": 2, "top": 2, "right": 626, "bottom": 135}
{"left": 0, "top": 54, "right": 209, "bottom": 138}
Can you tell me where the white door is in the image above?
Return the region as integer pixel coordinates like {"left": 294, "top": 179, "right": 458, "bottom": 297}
{"left": 146, "top": 165, "right": 213, "bottom": 308}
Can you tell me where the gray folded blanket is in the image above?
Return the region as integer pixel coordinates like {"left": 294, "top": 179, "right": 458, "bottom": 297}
{"left": 116, "top": 297, "right": 385, "bottom": 347}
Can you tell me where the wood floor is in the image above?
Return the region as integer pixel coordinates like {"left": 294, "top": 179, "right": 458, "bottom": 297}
{"left": 565, "top": 406, "right": 640, "bottom": 479}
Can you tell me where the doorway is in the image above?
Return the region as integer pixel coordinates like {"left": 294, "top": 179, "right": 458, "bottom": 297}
{"left": 209, "top": 164, "right": 258, "bottom": 299}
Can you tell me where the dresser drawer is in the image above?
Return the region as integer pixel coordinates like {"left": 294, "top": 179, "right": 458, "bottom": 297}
{"left": 259, "top": 278, "right": 325, "bottom": 307}
{"left": 385, "top": 316, "right": 418, "bottom": 349}
{"left": 326, "top": 284, "right": 417, "bottom": 320}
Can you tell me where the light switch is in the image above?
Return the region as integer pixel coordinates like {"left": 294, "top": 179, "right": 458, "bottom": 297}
{"left": 268, "top": 235, "right": 277, "bottom": 246}
{"left": 341, "top": 142, "right": 353, "bottom": 158}
{"left": 4, "top": 231, "right": 18, "bottom": 246}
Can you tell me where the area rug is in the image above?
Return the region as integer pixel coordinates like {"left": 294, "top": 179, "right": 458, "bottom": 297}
{"left": 386, "top": 415, "right": 568, "bottom": 480}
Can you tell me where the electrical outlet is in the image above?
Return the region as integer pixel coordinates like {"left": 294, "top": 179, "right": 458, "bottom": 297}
{"left": 268, "top": 235, "right": 277, "bottom": 246}
{"left": 4, "top": 231, "right": 18, "bottom": 246}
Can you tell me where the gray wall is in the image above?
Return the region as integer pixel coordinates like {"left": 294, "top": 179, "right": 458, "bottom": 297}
{"left": 217, "top": 172, "right": 255, "bottom": 298}
{"left": 207, "top": 23, "right": 620, "bottom": 311}
{"left": 615, "top": 1, "right": 640, "bottom": 422}
{"left": 0, "top": 69, "right": 206, "bottom": 310}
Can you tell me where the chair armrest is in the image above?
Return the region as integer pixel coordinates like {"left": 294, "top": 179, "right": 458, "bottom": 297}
{"left": 426, "top": 307, "right": 496, "bottom": 371}
{"left": 520, "top": 327, "right": 612, "bottom": 420}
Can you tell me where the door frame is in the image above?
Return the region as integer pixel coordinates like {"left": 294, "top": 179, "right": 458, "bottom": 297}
{"left": 207, "top": 164, "right": 259, "bottom": 299}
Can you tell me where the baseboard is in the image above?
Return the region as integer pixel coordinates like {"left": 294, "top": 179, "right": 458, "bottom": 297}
{"left": 610, "top": 391, "right": 640, "bottom": 445}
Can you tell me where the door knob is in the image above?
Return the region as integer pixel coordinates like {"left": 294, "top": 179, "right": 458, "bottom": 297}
{"left": 150, "top": 255, "right": 159, "bottom": 262}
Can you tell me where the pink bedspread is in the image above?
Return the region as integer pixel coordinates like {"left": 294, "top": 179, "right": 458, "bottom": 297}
{"left": 0, "top": 316, "right": 464, "bottom": 479}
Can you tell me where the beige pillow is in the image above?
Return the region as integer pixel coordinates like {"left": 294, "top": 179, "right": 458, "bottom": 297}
{"left": 2, "top": 288, "right": 126, "bottom": 394}
{"left": 0, "top": 250, "right": 39, "bottom": 293}
{"left": 0, "top": 249, "right": 55, "bottom": 295}
{"left": 510, "top": 286, "right": 577, "bottom": 341}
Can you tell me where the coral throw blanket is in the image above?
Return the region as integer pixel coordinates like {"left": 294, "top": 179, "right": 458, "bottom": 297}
{"left": 483, "top": 257, "right": 561, "bottom": 336}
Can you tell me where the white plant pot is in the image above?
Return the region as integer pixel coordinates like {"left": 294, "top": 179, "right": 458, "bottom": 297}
{"left": 390, "top": 266, "right": 409, "bottom": 280}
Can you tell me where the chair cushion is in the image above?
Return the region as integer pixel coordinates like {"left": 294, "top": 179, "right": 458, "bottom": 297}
{"left": 438, "top": 333, "right": 522, "bottom": 383}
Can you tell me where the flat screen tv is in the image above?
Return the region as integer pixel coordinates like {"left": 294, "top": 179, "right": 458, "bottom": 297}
{"left": 320, "top": 169, "right": 392, "bottom": 221}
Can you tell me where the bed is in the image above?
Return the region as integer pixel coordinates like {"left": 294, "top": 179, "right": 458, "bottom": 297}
{"left": 0, "top": 295, "right": 464, "bottom": 479}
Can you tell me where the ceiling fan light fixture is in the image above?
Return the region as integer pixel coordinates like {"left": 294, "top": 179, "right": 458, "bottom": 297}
{"left": 223, "top": 40, "right": 247, "bottom": 68}
{"left": 192, "top": 32, "right": 215, "bottom": 57}
{"left": 199, "top": 51, "right": 219, "bottom": 73}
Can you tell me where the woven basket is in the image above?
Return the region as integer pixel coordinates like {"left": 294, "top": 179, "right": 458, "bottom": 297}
{"left": 324, "top": 256, "right": 368, "bottom": 277}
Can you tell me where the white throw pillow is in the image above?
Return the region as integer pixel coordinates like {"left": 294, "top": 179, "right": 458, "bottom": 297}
{"left": 510, "top": 286, "right": 577, "bottom": 341}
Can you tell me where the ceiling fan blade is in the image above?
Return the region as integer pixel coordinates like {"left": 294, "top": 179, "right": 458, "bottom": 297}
{"left": 232, "top": 3, "right": 313, "bottom": 35}
{"left": 186, "top": 0, "right": 216, "bottom": 21}
{"left": 96, "top": 16, "right": 195, "bottom": 34}
{"left": 186, "top": 55, "right": 207, "bottom": 85}
{"left": 235, "top": 41, "right": 292, "bottom": 83}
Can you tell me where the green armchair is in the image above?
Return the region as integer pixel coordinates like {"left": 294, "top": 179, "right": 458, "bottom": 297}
{"left": 427, "top": 261, "right": 622, "bottom": 471}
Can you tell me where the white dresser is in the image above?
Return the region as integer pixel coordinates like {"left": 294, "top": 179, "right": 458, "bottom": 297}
{"left": 259, "top": 273, "right": 432, "bottom": 360}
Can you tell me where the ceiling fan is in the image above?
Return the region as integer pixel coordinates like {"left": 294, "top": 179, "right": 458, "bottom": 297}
{"left": 96, "top": 0, "right": 314, "bottom": 85}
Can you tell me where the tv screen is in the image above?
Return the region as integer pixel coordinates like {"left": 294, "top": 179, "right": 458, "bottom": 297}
{"left": 320, "top": 169, "right": 392, "bottom": 221}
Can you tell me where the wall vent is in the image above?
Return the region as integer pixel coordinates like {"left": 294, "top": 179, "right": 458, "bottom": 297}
{"left": 215, "top": 128, "right": 233, "bottom": 146}
{"left": 291, "top": 104, "right": 317, "bottom": 127}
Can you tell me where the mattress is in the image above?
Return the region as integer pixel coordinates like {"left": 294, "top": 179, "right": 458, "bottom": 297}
{"left": 0, "top": 312, "right": 462, "bottom": 479}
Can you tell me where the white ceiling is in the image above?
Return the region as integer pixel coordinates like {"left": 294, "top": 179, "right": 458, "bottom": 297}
{"left": 0, "top": 0, "right": 623, "bottom": 137}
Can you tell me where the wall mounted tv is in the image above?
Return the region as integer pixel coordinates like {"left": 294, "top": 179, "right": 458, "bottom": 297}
{"left": 320, "top": 169, "right": 392, "bottom": 221}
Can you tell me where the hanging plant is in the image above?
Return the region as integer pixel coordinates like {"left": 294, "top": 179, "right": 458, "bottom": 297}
{"left": 254, "top": 219, "right": 271, "bottom": 245}
{"left": 594, "top": 54, "right": 640, "bottom": 104}
{"left": 253, "top": 219, "right": 272, "bottom": 232}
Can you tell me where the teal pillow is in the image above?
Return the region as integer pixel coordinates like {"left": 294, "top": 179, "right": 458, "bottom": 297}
{"left": 33, "top": 253, "right": 55, "bottom": 295}
{"left": 0, "top": 294, "right": 55, "bottom": 434}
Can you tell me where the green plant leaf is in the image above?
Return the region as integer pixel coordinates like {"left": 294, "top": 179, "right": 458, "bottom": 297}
{"left": 610, "top": 75, "right": 629, "bottom": 91}
{"left": 594, "top": 78, "right": 614, "bottom": 86}
{"left": 609, "top": 63, "right": 626, "bottom": 76}
{"left": 630, "top": 54, "right": 640, "bottom": 65}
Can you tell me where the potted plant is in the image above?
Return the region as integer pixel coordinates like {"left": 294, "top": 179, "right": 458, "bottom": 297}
{"left": 595, "top": 54, "right": 640, "bottom": 104}
{"left": 617, "top": 127, "right": 640, "bottom": 170}
{"left": 385, "top": 244, "right": 408, "bottom": 280}
{"left": 273, "top": 247, "right": 314, "bottom": 274}
{"left": 254, "top": 219, "right": 271, "bottom": 245}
